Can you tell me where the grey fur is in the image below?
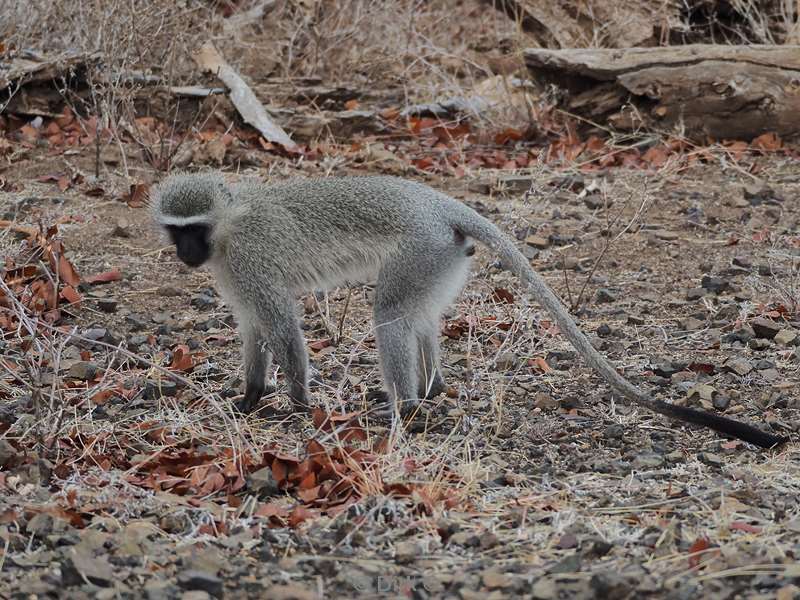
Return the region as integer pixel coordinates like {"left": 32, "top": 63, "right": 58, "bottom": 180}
{"left": 150, "top": 171, "right": 787, "bottom": 447}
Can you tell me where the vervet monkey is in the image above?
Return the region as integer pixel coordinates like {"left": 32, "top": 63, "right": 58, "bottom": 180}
{"left": 151, "top": 172, "right": 786, "bottom": 449}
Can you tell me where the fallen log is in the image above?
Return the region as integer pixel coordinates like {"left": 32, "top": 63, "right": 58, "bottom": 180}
{"left": 524, "top": 44, "right": 800, "bottom": 141}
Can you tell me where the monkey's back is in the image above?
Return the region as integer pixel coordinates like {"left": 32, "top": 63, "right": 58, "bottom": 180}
{"left": 224, "top": 176, "right": 458, "bottom": 291}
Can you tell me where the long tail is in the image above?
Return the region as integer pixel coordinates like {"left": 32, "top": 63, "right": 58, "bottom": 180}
{"left": 448, "top": 203, "right": 787, "bottom": 449}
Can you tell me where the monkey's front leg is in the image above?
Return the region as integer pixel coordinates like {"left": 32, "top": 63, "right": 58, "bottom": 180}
{"left": 236, "top": 327, "right": 274, "bottom": 414}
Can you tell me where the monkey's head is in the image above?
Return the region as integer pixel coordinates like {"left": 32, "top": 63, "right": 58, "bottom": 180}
{"left": 151, "top": 172, "right": 234, "bottom": 268}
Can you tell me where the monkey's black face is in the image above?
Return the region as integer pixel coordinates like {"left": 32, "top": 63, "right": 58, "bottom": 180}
{"left": 166, "top": 224, "right": 211, "bottom": 268}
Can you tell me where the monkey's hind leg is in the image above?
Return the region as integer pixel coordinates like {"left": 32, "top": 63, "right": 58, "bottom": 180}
{"left": 372, "top": 241, "right": 471, "bottom": 418}
{"left": 417, "top": 320, "right": 447, "bottom": 399}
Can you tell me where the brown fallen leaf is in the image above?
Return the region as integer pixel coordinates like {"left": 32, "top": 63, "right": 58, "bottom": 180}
{"left": 84, "top": 269, "right": 122, "bottom": 285}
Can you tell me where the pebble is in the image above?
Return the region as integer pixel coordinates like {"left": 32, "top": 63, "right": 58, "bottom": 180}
{"left": 749, "top": 338, "right": 772, "bottom": 351}
{"left": 760, "top": 368, "right": 781, "bottom": 382}
{"left": 533, "top": 392, "right": 558, "bottom": 410}
{"left": 686, "top": 287, "right": 706, "bottom": 301}
{"left": 751, "top": 317, "right": 781, "bottom": 339}
{"left": 144, "top": 379, "right": 178, "bottom": 399}
{"left": 177, "top": 571, "right": 223, "bottom": 598}
{"left": 654, "top": 230, "right": 680, "bottom": 241}
{"left": 525, "top": 234, "right": 550, "bottom": 249}
{"left": 725, "top": 358, "right": 753, "bottom": 376}
{"left": 627, "top": 313, "right": 646, "bottom": 325}
{"left": 633, "top": 453, "right": 665, "bottom": 470}
{"left": 191, "top": 294, "right": 217, "bottom": 310}
{"left": 494, "top": 352, "right": 518, "bottom": 371}
{"left": 96, "top": 298, "right": 118, "bottom": 313}
{"left": 679, "top": 317, "right": 704, "bottom": 331}
{"left": 687, "top": 383, "right": 716, "bottom": 401}
{"left": 394, "top": 541, "right": 419, "bottom": 564}
{"left": 774, "top": 329, "right": 797, "bottom": 346}
{"left": 596, "top": 324, "right": 613, "bottom": 337}
{"left": 723, "top": 326, "right": 755, "bottom": 345}
{"left": 248, "top": 467, "right": 280, "bottom": 496}
{"left": 701, "top": 275, "right": 729, "bottom": 294}
{"left": 595, "top": 288, "right": 617, "bottom": 303}
{"left": 712, "top": 395, "right": 731, "bottom": 410}
{"left": 67, "top": 361, "right": 98, "bottom": 381}
{"left": 111, "top": 218, "right": 131, "bottom": 238}
{"left": 125, "top": 314, "right": 148, "bottom": 330}
{"left": 157, "top": 285, "right": 183, "bottom": 297}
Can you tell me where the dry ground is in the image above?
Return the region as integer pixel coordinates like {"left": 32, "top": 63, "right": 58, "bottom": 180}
{"left": 1, "top": 145, "right": 799, "bottom": 599}
{"left": 2, "top": 1, "right": 800, "bottom": 598}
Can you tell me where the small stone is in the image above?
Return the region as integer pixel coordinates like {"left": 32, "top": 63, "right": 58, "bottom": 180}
{"left": 725, "top": 358, "right": 753, "bottom": 376}
{"left": 627, "top": 314, "right": 646, "bottom": 325}
{"left": 533, "top": 393, "right": 558, "bottom": 410}
{"left": 157, "top": 286, "right": 183, "bottom": 297}
{"left": 468, "top": 179, "right": 491, "bottom": 194}
{"left": 687, "top": 383, "right": 716, "bottom": 401}
{"left": 749, "top": 338, "right": 772, "bottom": 351}
{"left": 760, "top": 368, "right": 781, "bottom": 382}
{"left": 394, "top": 541, "right": 418, "bottom": 564}
{"left": 191, "top": 294, "right": 217, "bottom": 310}
{"left": 0, "top": 439, "right": 15, "bottom": 467}
{"left": 479, "top": 532, "right": 499, "bottom": 549}
{"left": 655, "top": 230, "right": 680, "bottom": 241}
{"left": 111, "top": 218, "right": 131, "bottom": 238}
{"left": 494, "top": 352, "right": 518, "bottom": 371}
{"left": 604, "top": 424, "right": 624, "bottom": 439}
{"left": 686, "top": 287, "right": 706, "bottom": 301}
{"left": 248, "top": 467, "right": 280, "bottom": 496}
{"left": 651, "top": 360, "right": 684, "bottom": 378}
{"left": 701, "top": 275, "right": 729, "bottom": 294}
{"left": 584, "top": 195, "right": 610, "bottom": 210}
{"left": 525, "top": 235, "right": 550, "bottom": 249}
{"left": 633, "top": 453, "right": 665, "bottom": 470}
{"left": 97, "top": 298, "right": 118, "bottom": 313}
{"left": 556, "top": 533, "right": 578, "bottom": 549}
{"left": 671, "top": 371, "right": 696, "bottom": 384}
{"left": 590, "top": 572, "right": 632, "bottom": 598}
{"left": 724, "top": 326, "right": 755, "bottom": 345}
{"left": 531, "top": 577, "right": 558, "bottom": 599}
{"left": 679, "top": 317, "right": 704, "bottom": 331}
{"left": 83, "top": 327, "right": 108, "bottom": 341}
{"left": 27, "top": 513, "right": 54, "bottom": 536}
{"left": 596, "top": 323, "right": 613, "bottom": 337}
{"left": 125, "top": 314, "right": 148, "bottom": 331}
{"left": 67, "top": 361, "right": 98, "bottom": 381}
{"left": 751, "top": 317, "right": 781, "bottom": 339}
{"left": 583, "top": 538, "right": 613, "bottom": 558}
{"left": 144, "top": 379, "right": 178, "bottom": 399}
{"left": 595, "top": 288, "right": 617, "bottom": 303}
{"left": 774, "top": 329, "right": 798, "bottom": 346}
{"left": 712, "top": 395, "right": 731, "bottom": 410}
{"left": 144, "top": 580, "right": 179, "bottom": 600}
{"left": 549, "top": 553, "right": 582, "bottom": 574}
{"left": 732, "top": 256, "right": 752, "bottom": 269}
{"left": 497, "top": 175, "right": 535, "bottom": 193}
{"left": 698, "top": 452, "right": 724, "bottom": 467}
{"left": 177, "top": 571, "right": 223, "bottom": 598}
{"left": 483, "top": 571, "right": 513, "bottom": 589}
{"left": 742, "top": 181, "right": 782, "bottom": 205}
